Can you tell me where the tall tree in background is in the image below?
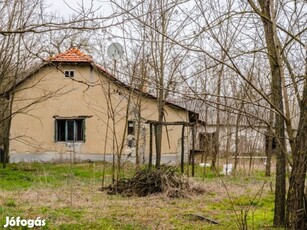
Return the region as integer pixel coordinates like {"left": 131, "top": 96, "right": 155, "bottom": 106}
{"left": 249, "top": 0, "right": 287, "bottom": 226}
{"left": 180, "top": 0, "right": 305, "bottom": 226}
{"left": 250, "top": 0, "right": 286, "bottom": 226}
{"left": 112, "top": 0, "right": 193, "bottom": 167}
{"left": 111, "top": 0, "right": 306, "bottom": 226}
{"left": 248, "top": 0, "right": 306, "bottom": 227}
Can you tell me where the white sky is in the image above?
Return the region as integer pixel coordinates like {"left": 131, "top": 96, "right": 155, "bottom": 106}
{"left": 46, "top": 0, "right": 113, "bottom": 17}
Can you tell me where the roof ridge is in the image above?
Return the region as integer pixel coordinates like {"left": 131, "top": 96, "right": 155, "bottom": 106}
{"left": 48, "top": 47, "right": 92, "bottom": 62}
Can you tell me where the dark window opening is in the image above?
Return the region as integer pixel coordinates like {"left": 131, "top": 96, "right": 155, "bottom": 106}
{"left": 75, "top": 119, "right": 84, "bottom": 141}
{"left": 57, "top": 120, "right": 66, "bottom": 141}
{"left": 64, "top": 70, "right": 74, "bottom": 78}
{"left": 127, "top": 120, "right": 135, "bottom": 135}
{"left": 55, "top": 119, "right": 85, "bottom": 142}
{"left": 188, "top": 111, "right": 199, "bottom": 123}
{"left": 67, "top": 120, "right": 74, "bottom": 141}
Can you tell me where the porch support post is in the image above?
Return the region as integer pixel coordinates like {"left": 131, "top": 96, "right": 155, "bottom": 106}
{"left": 149, "top": 123, "right": 153, "bottom": 168}
{"left": 181, "top": 125, "right": 185, "bottom": 173}
{"left": 192, "top": 124, "right": 196, "bottom": 177}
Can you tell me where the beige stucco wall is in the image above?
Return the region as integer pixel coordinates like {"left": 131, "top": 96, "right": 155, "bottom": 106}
{"left": 10, "top": 63, "right": 189, "bottom": 157}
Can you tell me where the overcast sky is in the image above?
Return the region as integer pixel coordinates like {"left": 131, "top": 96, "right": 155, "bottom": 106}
{"left": 46, "top": 0, "right": 113, "bottom": 17}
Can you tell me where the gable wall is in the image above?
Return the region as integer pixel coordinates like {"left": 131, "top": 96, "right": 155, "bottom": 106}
{"left": 10, "top": 64, "right": 189, "bottom": 158}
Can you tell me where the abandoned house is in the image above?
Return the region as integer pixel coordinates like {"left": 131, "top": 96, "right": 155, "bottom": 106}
{"left": 7, "top": 48, "right": 203, "bottom": 163}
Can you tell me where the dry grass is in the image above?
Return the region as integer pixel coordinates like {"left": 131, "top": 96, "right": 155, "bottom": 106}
{"left": 0, "top": 162, "right": 278, "bottom": 229}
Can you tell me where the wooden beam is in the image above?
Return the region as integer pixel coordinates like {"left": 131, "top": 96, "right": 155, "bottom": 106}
{"left": 154, "top": 124, "right": 161, "bottom": 168}
{"left": 181, "top": 125, "right": 185, "bottom": 173}
{"left": 149, "top": 123, "right": 153, "bottom": 168}
{"left": 192, "top": 124, "right": 196, "bottom": 177}
{"left": 145, "top": 120, "right": 196, "bottom": 126}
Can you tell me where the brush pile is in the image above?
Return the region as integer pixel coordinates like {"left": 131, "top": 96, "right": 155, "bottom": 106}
{"left": 107, "top": 166, "right": 204, "bottom": 198}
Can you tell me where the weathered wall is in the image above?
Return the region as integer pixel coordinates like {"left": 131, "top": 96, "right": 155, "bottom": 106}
{"left": 10, "top": 63, "right": 189, "bottom": 158}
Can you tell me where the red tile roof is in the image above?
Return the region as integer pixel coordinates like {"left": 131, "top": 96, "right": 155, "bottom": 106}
{"left": 4, "top": 48, "right": 199, "bottom": 117}
{"left": 49, "top": 48, "right": 92, "bottom": 63}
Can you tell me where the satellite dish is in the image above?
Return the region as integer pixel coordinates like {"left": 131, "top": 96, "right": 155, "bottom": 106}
{"left": 107, "top": 42, "right": 124, "bottom": 60}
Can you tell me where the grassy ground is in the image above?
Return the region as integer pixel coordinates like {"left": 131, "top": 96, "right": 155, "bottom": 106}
{"left": 0, "top": 161, "right": 279, "bottom": 229}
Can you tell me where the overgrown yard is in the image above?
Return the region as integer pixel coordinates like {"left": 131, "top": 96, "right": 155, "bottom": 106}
{"left": 0, "top": 162, "right": 279, "bottom": 229}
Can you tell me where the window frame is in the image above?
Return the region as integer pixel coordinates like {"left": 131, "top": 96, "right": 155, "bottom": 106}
{"left": 54, "top": 118, "right": 85, "bottom": 142}
{"left": 64, "top": 70, "right": 75, "bottom": 78}
{"left": 127, "top": 120, "right": 135, "bottom": 135}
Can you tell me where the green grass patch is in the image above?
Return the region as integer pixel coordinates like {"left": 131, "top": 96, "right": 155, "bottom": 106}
{"left": 0, "top": 162, "right": 277, "bottom": 229}
{"left": 205, "top": 191, "right": 275, "bottom": 228}
{"left": 56, "top": 218, "right": 145, "bottom": 230}
{"left": 0, "top": 162, "right": 136, "bottom": 190}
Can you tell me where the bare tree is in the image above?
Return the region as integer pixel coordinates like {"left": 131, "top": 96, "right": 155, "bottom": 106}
{"left": 111, "top": 0, "right": 194, "bottom": 167}
{"left": 0, "top": 0, "right": 45, "bottom": 167}
{"left": 154, "top": 0, "right": 305, "bottom": 226}
{"left": 111, "top": 0, "right": 305, "bottom": 226}
{"left": 0, "top": 0, "right": 120, "bottom": 168}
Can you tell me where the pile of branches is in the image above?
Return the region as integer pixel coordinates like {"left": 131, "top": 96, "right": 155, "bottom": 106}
{"left": 107, "top": 166, "right": 205, "bottom": 198}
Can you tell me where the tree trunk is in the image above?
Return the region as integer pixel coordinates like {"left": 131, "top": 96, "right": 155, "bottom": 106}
{"left": 211, "top": 66, "right": 221, "bottom": 171}
{"left": 286, "top": 46, "right": 307, "bottom": 229}
{"left": 257, "top": 0, "right": 287, "bottom": 226}
{"left": 234, "top": 101, "right": 244, "bottom": 174}
{"left": 265, "top": 110, "right": 274, "bottom": 177}
{"left": 2, "top": 95, "right": 13, "bottom": 168}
